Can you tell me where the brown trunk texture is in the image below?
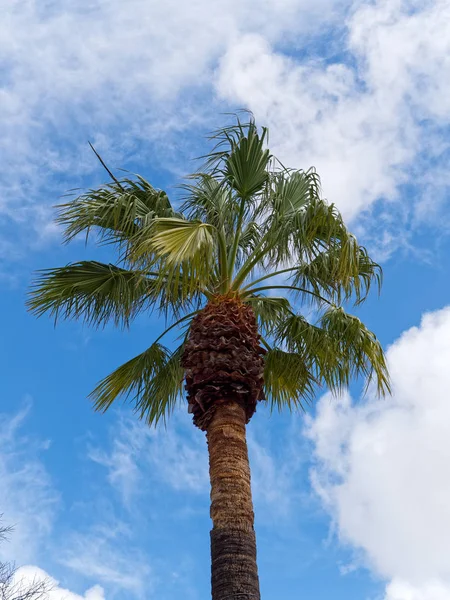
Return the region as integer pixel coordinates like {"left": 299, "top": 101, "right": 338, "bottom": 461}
{"left": 207, "top": 402, "right": 260, "bottom": 600}
{"left": 181, "top": 298, "right": 265, "bottom": 599}
{"left": 181, "top": 297, "right": 266, "bottom": 431}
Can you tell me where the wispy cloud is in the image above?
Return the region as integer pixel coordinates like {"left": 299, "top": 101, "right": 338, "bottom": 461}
{"left": 0, "top": 402, "right": 148, "bottom": 598}
{"left": 248, "top": 416, "right": 309, "bottom": 520}
{"left": 1, "top": 0, "right": 342, "bottom": 241}
{"left": 0, "top": 400, "right": 59, "bottom": 564}
{"left": 88, "top": 412, "right": 209, "bottom": 506}
{"left": 61, "top": 521, "right": 153, "bottom": 598}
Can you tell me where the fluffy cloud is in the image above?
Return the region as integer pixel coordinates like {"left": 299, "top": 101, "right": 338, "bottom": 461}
{"left": 14, "top": 565, "right": 105, "bottom": 600}
{"left": 4, "top": 0, "right": 450, "bottom": 261}
{"left": 306, "top": 306, "right": 450, "bottom": 598}
{"left": 216, "top": 0, "right": 450, "bottom": 253}
{"left": 385, "top": 579, "right": 450, "bottom": 600}
{"left": 217, "top": 33, "right": 413, "bottom": 221}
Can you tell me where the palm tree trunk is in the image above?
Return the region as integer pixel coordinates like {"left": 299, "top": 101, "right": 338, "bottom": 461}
{"left": 206, "top": 401, "right": 260, "bottom": 600}
{"left": 181, "top": 298, "right": 264, "bottom": 598}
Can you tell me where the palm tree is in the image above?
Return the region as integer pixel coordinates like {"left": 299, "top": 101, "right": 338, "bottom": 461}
{"left": 28, "top": 118, "right": 390, "bottom": 600}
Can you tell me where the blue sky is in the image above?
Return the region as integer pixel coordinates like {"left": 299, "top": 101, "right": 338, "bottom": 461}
{"left": 2, "top": 0, "right": 450, "bottom": 598}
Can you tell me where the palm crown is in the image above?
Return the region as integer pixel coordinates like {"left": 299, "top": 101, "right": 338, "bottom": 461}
{"left": 28, "top": 119, "right": 390, "bottom": 426}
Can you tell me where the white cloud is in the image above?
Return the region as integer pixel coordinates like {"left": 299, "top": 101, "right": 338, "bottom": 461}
{"left": 14, "top": 565, "right": 105, "bottom": 600}
{"left": 0, "top": 0, "right": 342, "bottom": 243}
{"left": 217, "top": 33, "right": 412, "bottom": 219}
{"left": 385, "top": 578, "right": 450, "bottom": 600}
{"left": 306, "top": 306, "right": 450, "bottom": 598}
{"left": 88, "top": 413, "right": 209, "bottom": 504}
{"left": 0, "top": 404, "right": 132, "bottom": 598}
{"left": 61, "top": 522, "right": 152, "bottom": 598}
{"left": 0, "top": 401, "right": 59, "bottom": 564}
{"left": 216, "top": 0, "right": 450, "bottom": 253}
{"left": 7, "top": 0, "right": 450, "bottom": 260}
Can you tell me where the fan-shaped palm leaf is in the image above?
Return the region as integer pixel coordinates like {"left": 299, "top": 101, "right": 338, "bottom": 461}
{"left": 91, "top": 342, "right": 185, "bottom": 426}
{"left": 57, "top": 176, "right": 175, "bottom": 248}
{"left": 27, "top": 261, "right": 160, "bottom": 327}
{"left": 263, "top": 348, "right": 316, "bottom": 411}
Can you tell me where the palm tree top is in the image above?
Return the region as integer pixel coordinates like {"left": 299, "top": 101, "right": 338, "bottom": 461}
{"left": 28, "top": 117, "right": 390, "bottom": 425}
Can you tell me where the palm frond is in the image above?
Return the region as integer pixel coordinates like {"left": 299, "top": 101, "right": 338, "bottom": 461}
{"left": 129, "top": 217, "right": 220, "bottom": 300}
{"left": 230, "top": 169, "right": 346, "bottom": 288}
{"left": 275, "top": 308, "right": 390, "bottom": 396}
{"left": 292, "top": 245, "right": 382, "bottom": 304}
{"left": 149, "top": 218, "right": 217, "bottom": 264}
{"left": 90, "top": 342, "right": 185, "bottom": 426}
{"left": 56, "top": 176, "right": 175, "bottom": 246}
{"left": 245, "top": 295, "right": 292, "bottom": 335}
{"left": 319, "top": 306, "right": 390, "bottom": 395}
{"left": 268, "top": 169, "right": 317, "bottom": 215}
{"left": 224, "top": 124, "right": 271, "bottom": 199}
{"left": 180, "top": 174, "right": 238, "bottom": 231}
{"left": 203, "top": 119, "right": 271, "bottom": 200}
{"left": 258, "top": 169, "right": 355, "bottom": 267}
{"left": 135, "top": 345, "right": 185, "bottom": 425}
{"left": 264, "top": 348, "right": 316, "bottom": 411}
{"left": 236, "top": 221, "right": 263, "bottom": 264}
{"left": 27, "top": 261, "right": 161, "bottom": 327}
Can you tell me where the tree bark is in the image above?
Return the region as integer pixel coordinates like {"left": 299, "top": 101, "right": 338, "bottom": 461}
{"left": 206, "top": 402, "right": 260, "bottom": 600}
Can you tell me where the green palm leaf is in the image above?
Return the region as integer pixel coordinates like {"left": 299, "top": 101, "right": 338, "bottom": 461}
{"left": 245, "top": 295, "right": 292, "bottom": 335}
{"left": 256, "top": 169, "right": 351, "bottom": 267}
{"left": 264, "top": 348, "right": 316, "bottom": 411}
{"left": 204, "top": 119, "right": 271, "bottom": 199}
{"left": 135, "top": 345, "right": 185, "bottom": 425}
{"left": 224, "top": 123, "right": 271, "bottom": 199}
{"left": 276, "top": 308, "right": 390, "bottom": 396}
{"left": 181, "top": 174, "right": 237, "bottom": 231}
{"left": 131, "top": 217, "right": 218, "bottom": 296}
{"left": 237, "top": 221, "right": 263, "bottom": 264}
{"left": 319, "top": 306, "right": 390, "bottom": 395}
{"left": 90, "top": 342, "right": 184, "bottom": 426}
{"left": 27, "top": 261, "right": 161, "bottom": 327}
{"left": 57, "top": 176, "right": 175, "bottom": 246}
{"left": 268, "top": 169, "right": 317, "bottom": 215}
{"left": 149, "top": 218, "right": 216, "bottom": 264}
{"left": 292, "top": 245, "right": 382, "bottom": 304}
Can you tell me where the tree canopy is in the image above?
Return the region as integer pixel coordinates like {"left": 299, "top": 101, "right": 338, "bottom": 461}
{"left": 28, "top": 118, "right": 390, "bottom": 425}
